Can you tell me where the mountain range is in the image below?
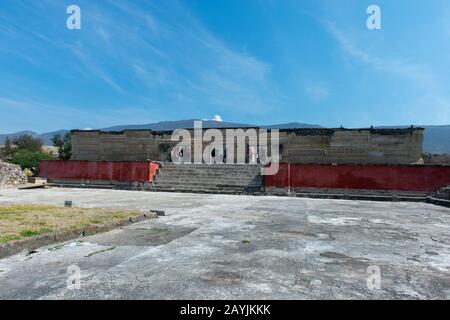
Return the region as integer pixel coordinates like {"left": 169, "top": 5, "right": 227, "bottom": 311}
{"left": 0, "top": 120, "right": 449, "bottom": 154}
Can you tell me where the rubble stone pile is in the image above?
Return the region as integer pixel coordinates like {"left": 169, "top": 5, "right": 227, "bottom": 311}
{"left": 0, "top": 161, "right": 27, "bottom": 187}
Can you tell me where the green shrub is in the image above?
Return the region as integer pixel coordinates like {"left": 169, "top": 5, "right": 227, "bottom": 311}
{"left": 12, "top": 150, "right": 55, "bottom": 172}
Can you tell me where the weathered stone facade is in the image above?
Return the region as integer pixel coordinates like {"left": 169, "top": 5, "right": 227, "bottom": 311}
{"left": 70, "top": 127, "right": 424, "bottom": 165}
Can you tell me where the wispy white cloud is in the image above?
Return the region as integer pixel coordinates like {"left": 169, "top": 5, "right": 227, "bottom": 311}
{"left": 80, "top": 0, "right": 275, "bottom": 113}
{"left": 69, "top": 43, "right": 125, "bottom": 93}
{"left": 323, "top": 20, "right": 450, "bottom": 124}
{"left": 1, "top": 0, "right": 277, "bottom": 118}
{"left": 324, "top": 20, "right": 439, "bottom": 88}
{"left": 0, "top": 96, "right": 34, "bottom": 112}
{"left": 0, "top": 95, "right": 156, "bottom": 133}
{"left": 305, "top": 84, "right": 330, "bottom": 102}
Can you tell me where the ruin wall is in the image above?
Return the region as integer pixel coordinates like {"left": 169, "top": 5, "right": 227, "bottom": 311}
{"left": 70, "top": 128, "right": 424, "bottom": 165}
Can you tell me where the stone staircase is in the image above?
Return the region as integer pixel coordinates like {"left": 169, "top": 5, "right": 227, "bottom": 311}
{"left": 150, "top": 163, "right": 264, "bottom": 194}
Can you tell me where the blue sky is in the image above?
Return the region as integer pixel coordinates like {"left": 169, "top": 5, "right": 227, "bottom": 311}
{"left": 1, "top": 0, "right": 450, "bottom": 133}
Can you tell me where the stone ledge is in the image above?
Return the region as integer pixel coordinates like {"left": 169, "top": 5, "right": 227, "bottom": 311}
{"left": 425, "top": 197, "right": 450, "bottom": 208}
{"left": 266, "top": 188, "right": 450, "bottom": 208}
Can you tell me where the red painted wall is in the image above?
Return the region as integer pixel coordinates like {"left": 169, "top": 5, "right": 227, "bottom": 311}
{"left": 39, "top": 161, "right": 159, "bottom": 183}
{"left": 265, "top": 164, "right": 450, "bottom": 192}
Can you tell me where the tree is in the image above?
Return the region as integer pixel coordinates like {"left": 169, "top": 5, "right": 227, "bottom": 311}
{"left": 52, "top": 132, "right": 72, "bottom": 160}
{"left": 3, "top": 136, "right": 13, "bottom": 157}
{"left": 12, "top": 134, "right": 43, "bottom": 152}
{"left": 51, "top": 133, "right": 62, "bottom": 148}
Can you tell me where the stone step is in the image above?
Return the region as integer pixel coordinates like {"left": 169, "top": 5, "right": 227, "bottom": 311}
{"left": 157, "top": 172, "right": 260, "bottom": 179}
{"left": 157, "top": 168, "right": 261, "bottom": 173}
{"left": 158, "top": 172, "right": 259, "bottom": 178}
{"left": 155, "top": 168, "right": 262, "bottom": 175}
{"left": 150, "top": 183, "right": 260, "bottom": 189}
{"left": 153, "top": 181, "right": 262, "bottom": 188}
{"left": 51, "top": 183, "right": 119, "bottom": 190}
{"left": 158, "top": 166, "right": 260, "bottom": 170}
{"left": 159, "top": 164, "right": 261, "bottom": 168}
{"left": 154, "top": 175, "right": 262, "bottom": 181}
{"left": 156, "top": 174, "right": 259, "bottom": 179}
{"left": 157, "top": 169, "right": 261, "bottom": 175}
{"left": 160, "top": 164, "right": 261, "bottom": 168}
{"left": 155, "top": 175, "right": 262, "bottom": 180}
{"left": 149, "top": 186, "right": 262, "bottom": 194}
{"left": 159, "top": 166, "right": 261, "bottom": 172}
{"left": 154, "top": 178, "right": 261, "bottom": 184}
{"left": 152, "top": 163, "right": 264, "bottom": 194}
{"left": 154, "top": 176, "right": 262, "bottom": 182}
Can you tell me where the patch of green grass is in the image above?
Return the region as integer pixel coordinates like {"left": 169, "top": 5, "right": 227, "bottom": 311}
{"left": 0, "top": 204, "right": 148, "bottom": 246}
{"left": 19, "top": 228, "right": 53, "bottom": 238}
{"left": 0, "top": 235, "right": 22, "bottom": 244}
{"left": 112, "top": 211, "right": 135, "bottom": 219}
{"left": 88, "top": 219, "right": 103, "bottom": 225}
{"left": 19, "top": 230, "right": 40, "bottom": 237}
{"left": 0, "top": 205, "right": 57, "bottom": 215}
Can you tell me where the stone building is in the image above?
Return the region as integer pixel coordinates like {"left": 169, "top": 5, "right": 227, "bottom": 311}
{"left": 70, "top": 126, "right": 424, "bottom": 165}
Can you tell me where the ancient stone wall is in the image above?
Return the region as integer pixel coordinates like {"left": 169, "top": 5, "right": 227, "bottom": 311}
{"left": 71, "top": 127, "right": 424, "bottom": 165}
{"left": 279, "top": 128, "right": 424, "bottom": 164}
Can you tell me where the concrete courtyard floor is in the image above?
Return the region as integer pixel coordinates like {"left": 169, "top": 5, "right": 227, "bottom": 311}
{"left": 0, "top": 187, "right": 449, "bottom": 299}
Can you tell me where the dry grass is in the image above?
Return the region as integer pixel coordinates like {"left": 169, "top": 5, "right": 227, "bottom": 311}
{"left": 0, "top": 204, "right": 142, "bottom": 244}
